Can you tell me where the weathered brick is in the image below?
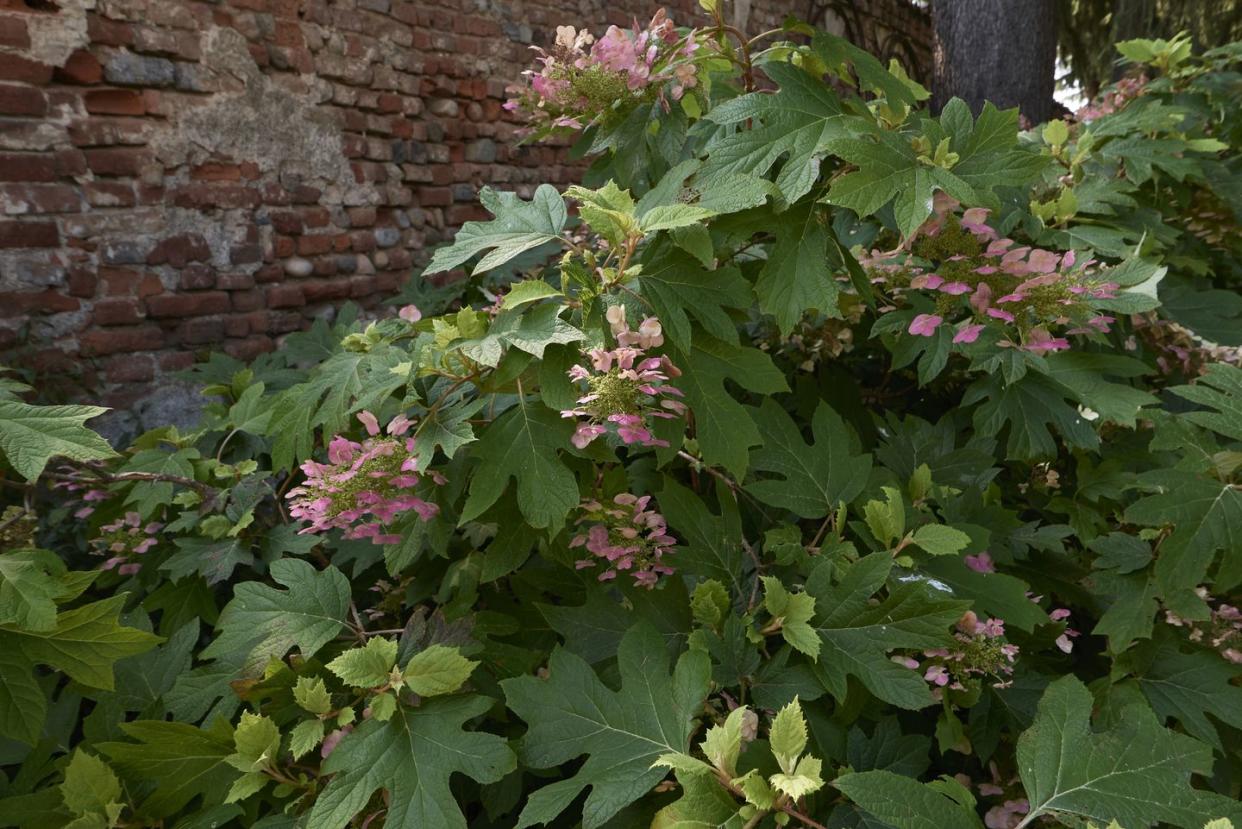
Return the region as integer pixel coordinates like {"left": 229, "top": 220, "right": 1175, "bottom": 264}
{"left": 56, "top": 51, "right": 104, "bottom": 85}
{"left": 93, "top": 298, "right": 145, "bottom": 326}
{"left": 0, "top": 221, "right": 57, "bottom": 248}
{"left": 266, "top": 283, "right": 305, "bottom": 307}
{"left": 104, "top": 354, "right": 155, "bottom": 383}
{"left": 79, "top": 325, "right": 164, "bottom": 356}
{"left": 104, "top": 51, "right": 177, "bottom": 87}
{"left": 1, "top": 184, "right": 82, "bottom": 214}
{"left": 179, "top": 263, "right": 216, "bottom": 290}
{"left": 83, "top": 88, "right": 147, "bottom": 116}
{"left": 0, "top": 53, "right": 52, "bottom": 84}
{"left": 148, "top": 233, "right": 211, "bottom": 268}
{"left": 0, "top": 152, "right": 56, "bottom": 182}
{"left": 146, "top": 291, "right": 230, "bottom": 318}
{"left": 177, "top": 316, "right": 224, "bottom": 344}
{"left": 0, "top": 15, "right": 28, "bottom": 49}
{"left": 0, "top": 84, "right": 46, "bottom": 117}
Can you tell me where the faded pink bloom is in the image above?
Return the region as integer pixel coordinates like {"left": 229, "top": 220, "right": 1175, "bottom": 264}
{"left": 908, "top": 314, "right": 943, "bottom": 336}
{"left": 398, "top": 305, "right": 422, "bottom": 323}
{"left": 953, "top": 324, "right": 985, "bottom": 345}
{"left": 570, "top": 493, "right": 676, "bottom": 588}
{"left": 965, "top": 552, "right": 995, "bottom": 573}
{"left": 939, "top": 281, "right": 972, "bottom": 295}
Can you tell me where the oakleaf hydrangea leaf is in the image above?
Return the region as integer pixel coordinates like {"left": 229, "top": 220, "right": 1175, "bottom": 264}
{"left": 424, "top": 185, "right": 566, "bottom": 275}
{"left": 501, "top": 623, "right": 711, "bottom": 828}
{"left": 0, "top": 400, "right": 115, "bottom": 481}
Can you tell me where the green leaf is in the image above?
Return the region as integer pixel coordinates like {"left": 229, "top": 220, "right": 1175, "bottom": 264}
{"left": 690, "top": 579, "right": 731, "bottom": 628}
{"left": 100, "top": 720, "right": 236, "bottom": 818}
{"left": 201, "top": 559, "right": 350, "bottom": 675}
{"left": 910, "top": 525, "right": 970, "bottom": 556}
{"left": 702, "top": 62, "right": 863, "bottom": 203}
{"left": 0, "top": 399, "right": 115, "bottom": 480}
{"left": 755, "top": 202, "right": 841, "bottom": 334}
{"left": 746, "top": 399, "right": 872, "bottom": 519}
{"left": 161, "top": 537, "right": 254, "bottom": 586}
{"left": 0, "top": 547, "right": 83, "bottom": 632}
{"left": 460, "top": 402, "right": 577, "bottom": 530}
{"left": 1016, "top": 676, "right": 1239, "bottom": 828}
{"left": 811, "top": 30, "right": 928, "bottom": 108}
{"left": 424, "top": 184, "right": 566, "bottom": 275}
{"left": 327, "top": 637, "right": 398, "bottom": 688}
{"left": 0, "top": 594, "right": 160, "bottom": 690}
{"left": 289, "top": 718, "right": 325, "bottom": 760}
{"left": 701, "top": 706, "right": 749, "bottom": 776}
{"left": 834, "top": 770, "right": 981, "bottom": 829}
{"left": 501, "top": 279, "right": 563, "bottom": 310}
{"left": 1134, "top": 641, "right": 1242, "bottom": 752}
{"left": 762, "top": 578, "right": 820, "bottom": 660}
{"left": 651, "top": 769, "right": 743, "bottom": 828}
{"left": 808, "top": 554, "right": 968, "bottom": 708}
{"left": 769, "top": 697, "right": 808, "bottom": 774}
{"left": 226, "top": 711, "right": 281, "bottom": 772}
{"left": 770, "top": 755, "right": 824, "bottom": 800}
{"left": 402, "top": 644, "right": 477, "bottom": 696}
{"left": 1168, "top": 363, "right": 1242, "bottom": 442}
{"left": 864, "top": 486, "right": 906, "bottom": 549}
{"left": 1124, "top": 469, "right": 1242, "bottom": 615}
{"left": 61, "top": 751, "right": 122, "bottom": 822}
{"left": 294, "top": 676, "right": 332, "bottom": 715}
{"left": 638, "top": 249, "right": 753, "bottom": 350}
{"left": 501, "top": 623, "right": 711, "bottom": 828}
{"left": 460, "top": 303, "right": 583, "bottom": 367}
{"left": 964, "top": 372, "right": 1100, "bottom": 461}
{"left": 640, "top": 204, "right": 716, "bottom": 234}
{"left": 307, "top": 696, "right": 515, "bottom": 829}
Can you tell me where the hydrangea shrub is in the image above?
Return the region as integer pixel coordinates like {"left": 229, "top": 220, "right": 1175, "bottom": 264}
{"left": 1, "top": 9, "right": 1241, "bottom": 829}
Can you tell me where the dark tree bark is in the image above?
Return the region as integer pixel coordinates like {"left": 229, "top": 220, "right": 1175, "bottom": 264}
{"left": 931, "top": 0, "right": 1059, "bottom": 125}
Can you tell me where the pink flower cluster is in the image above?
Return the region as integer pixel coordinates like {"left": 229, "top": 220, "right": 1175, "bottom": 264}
{"left": 1075, "top": 74, "right": 1148, "bottom": 122}
{"left": 1166, "top": 587, "right": 1242, "bottom": 664}
{"left": 503, "top": 11, "right": 699, "bottom": 134}
{"left": 91, "top": 511, "right": 162, "bottom": 575}
{"left": 862, "top": 196, "right": 1120, "bottom": 355}
{"left": 570, "top": 493, "right": 676, "bottom": 587}
{"left": 968, "top": 552, "right": 1081, "bottom": 653}
{"left": 953, "top": 766, "right": 1030, "bottom": 829}
{"left": 894, "top": 610, "right": 1019, "bottom": 700}
{"left": 52, "top": 469, "right": 112, "bottom": 519}
{"left": 287, "top": 412, "right": 441, "bottom": 545}
{"left": 561, "top": 313, "right": 685, "bottom": 450}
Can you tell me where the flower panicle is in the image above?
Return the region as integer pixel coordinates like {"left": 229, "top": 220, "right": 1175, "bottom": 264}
{"left": 562, "top": 311, "right": 685, "bottom": 450}
{"left": 91, "top": 511, "right": 163, "bottom": 576}
{"left": 570, "top": 492, "right": 676, "bottom": 588}
{"left": 286, "top": 411, "right": 442, "bottom": 546}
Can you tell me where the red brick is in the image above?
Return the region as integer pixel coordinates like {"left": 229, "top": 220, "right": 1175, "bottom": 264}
{"left": 84, "top": 147, "right": 150, "bottom": 177}
{"left": 160, "top": 351, "right": 195, "bottom": 371}
{"left": 223, "top": 316, "right": 249, "bottom": 337}
{"left": 55, "top": 50, "right": 103, "bottom": 85}
{"left": 147, "top": 233, "right": 210, "bottom": 267}
{"left": 0, "top": 15, "right": 29, "bottom": 49}
{"left": 80, "top": 325, "right": 163, "bottom": 356}
{"left": 3, "top": 289, "right": 78, "bottom": 316}
{"left": 179, "top": 263, "right": 216, "bottom": 290}
{"left": 100, "top": 267, "right": 141, "bottom": 295}
{"left": 92, "top": 297, "right": 144, "bottom": 326}
{"left": 171, "top": 184, "right": 260, "bottom": 209}
{"left": 270, "top": 211, "right": 302, "bottom": 234}
{"left": 224, "top": 335, "right": 275, "bottom": 361}
{"left": 190, "top": 163, "right": 242, "bottom": 182}
{"left": 231, "top": 288, "right": 263, "bottom": 311}
{"left": 66, "top": 267, "right": 97, "bottom": 298}
{"left": 84, "top": 89, "right": 146, "bottom": 116}
{"left": 0, "top": 184, "right": 82, "bottom": 214}
{"left": 0, "top": 220, "right": 57, "bottom": 248}
{"left": 54, "top": 149, "right": 87, "bottom": 177}
{"left": 146, "top": 291, "right": 230, "bottom": 318}
{"left": 269, "top": 311, "right": 304, "bottom": 333}
{"left": 0, "top": 53, "right": 52, "bottom": 84}
{"left": 0, "top": 83, "right": 45, "bottom": 117}
{"left": 266, "top": 283, "right": 305, "bottom": 308}
{"left": 178, "top": 316, "right": 225, "bottom": 344}
{"left": 419, "top": 186, "right": 452, "bottom": 206}
{"left": 347, "top": 206, "right": 376, "bottom": 227}
{"left": 104, "top": 354, "right": 155, "bottom": 383}
{"left": 0, "top": 152, "right": 56, "bottom": 182}
{"left": 217, "top": 272, "right": 255, "bottom": 290}
{"left": 68, "top": 117, "right": 148, "bottom": 147}
{"left": 299, "top": 206, "right": 330, "bottom": 228}
{"left": 86, "top": 14, "right": 135, "bottom": 47}
{"left": 297, "top": 234, "right": 333, "bottom": 256}
{"left": 302, "top": 279, "right": 351, "bottom": 302}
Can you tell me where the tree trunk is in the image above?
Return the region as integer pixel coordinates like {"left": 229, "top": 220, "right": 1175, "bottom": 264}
{"left": 931, "top": 0, "right": 1059, "bottom": 125}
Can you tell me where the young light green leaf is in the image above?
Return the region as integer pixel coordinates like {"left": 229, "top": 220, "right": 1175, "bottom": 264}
{"left": 327, "top": 637, "right": 398, "bottom": 688}
{"left": 702, "top": 705, "right": 749, "bottom": 777}
{"left": 61, "top": 751, "right": 123, "bottom": 823}
{"left": 762, "top": 577, "right": 820, "bottom": 660}
{"left": 911, "top": 525, "right": 971, "bottom": 556}
{"left": 402, "top": 644, "right": 477, "bottom": 697}
{"left": 293, "top": 676, "right": 332, "bottom": 716}
{"left": 864, "top": 486, "right": 906, "bottom": 549}
{"left": 768, "top": 697, "right": 808, "bottom": 774}
{"left": 770, "top": 755, "right": 824, "bottom": 800}
{"left": 290, "top": 718, "right": 325, "bottom": 761}
{"left": 226, "top": 711, "right": 281, "bottom": 773}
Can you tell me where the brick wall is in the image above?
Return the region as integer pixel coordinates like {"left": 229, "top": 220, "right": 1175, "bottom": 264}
{"left": 0, "top": 0, "right": 847, "bottom": 408}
